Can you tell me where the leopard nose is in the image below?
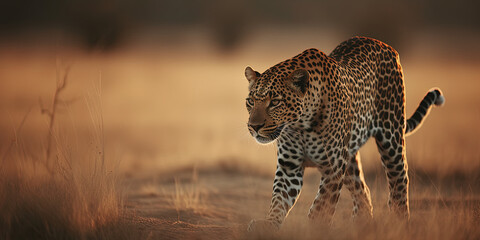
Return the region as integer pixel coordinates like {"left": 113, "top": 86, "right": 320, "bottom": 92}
{"left": 249, "top": 123, "right": 265, "bottom": 132}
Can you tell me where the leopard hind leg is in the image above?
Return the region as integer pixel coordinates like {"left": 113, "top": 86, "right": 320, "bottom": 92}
{"left": 375, "top": 128, "right": 410, "bottom": 219}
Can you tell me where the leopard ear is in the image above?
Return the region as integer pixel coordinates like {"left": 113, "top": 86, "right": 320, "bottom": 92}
{"left": 288, "top": 69, "right": 309, "bottom": 95}
{"left": 245, "top": 66, "right": 260, "bottom": 89}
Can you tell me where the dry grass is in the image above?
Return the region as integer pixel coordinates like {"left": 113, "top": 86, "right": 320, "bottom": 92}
{"left": 171, "top": 168, "right": 208, "bottom": 221}
{"left": 244, "top": 185, "right": 480, "bottom": 240}
{"left": 248, "top": 206, "right": 480, "bottom": 240}
{"left": 0, "top": 72, "right": 140, "bottom": 240}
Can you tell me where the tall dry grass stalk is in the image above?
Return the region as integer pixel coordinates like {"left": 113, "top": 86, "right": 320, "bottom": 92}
{"left": 0, "top": 69, "right": 139, "bottom": 239}
{"left": 40, "top": 65, "right": 70, "bottom": 168}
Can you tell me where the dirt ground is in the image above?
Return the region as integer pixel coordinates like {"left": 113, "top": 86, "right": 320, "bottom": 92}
{"left": 122, "top": 165, "right": 480, "bottom": 240}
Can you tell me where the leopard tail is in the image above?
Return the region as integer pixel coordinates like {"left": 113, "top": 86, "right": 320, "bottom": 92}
{"left": 405, "top": 88, "right": 444, "bottom": 136}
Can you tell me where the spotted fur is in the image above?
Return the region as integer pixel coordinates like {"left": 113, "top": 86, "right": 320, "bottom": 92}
{"left": 244, "top": 36, "right": 444, "bottom": 231}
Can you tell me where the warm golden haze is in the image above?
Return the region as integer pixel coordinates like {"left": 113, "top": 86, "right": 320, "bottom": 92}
{"left": 1, "top": 26, "right": 479, "bottom": 239}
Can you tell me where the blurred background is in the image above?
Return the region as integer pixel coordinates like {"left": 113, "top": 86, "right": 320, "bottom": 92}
{"left": 1, "top": 0, "right": 479, "bottom": 178}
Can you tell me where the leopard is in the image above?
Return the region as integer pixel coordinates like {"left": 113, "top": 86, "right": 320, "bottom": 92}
{"left": 244, "top": 36, "right": 445, "bottom": 231}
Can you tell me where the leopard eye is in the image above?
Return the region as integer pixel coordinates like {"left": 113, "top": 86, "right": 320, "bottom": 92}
{"left": 270, "top": 99, "right": 281, "bottom": 107}
{"left": 246, "top": 98, "right": 254, "bottom": 106}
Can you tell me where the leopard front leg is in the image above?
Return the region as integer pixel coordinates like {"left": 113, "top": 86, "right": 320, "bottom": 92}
{"left": 248, "top": 161, "right": 304, "bottom": 232}
{"left": 248, "top": 136, "right": 305, "bottom": 232}
{"left": 343, "top": 152, "right": 373, "bottom": 219}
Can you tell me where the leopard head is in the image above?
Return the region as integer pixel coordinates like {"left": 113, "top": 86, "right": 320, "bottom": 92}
{"left": 244, "top": 66, "right": 310, "bottom": 144}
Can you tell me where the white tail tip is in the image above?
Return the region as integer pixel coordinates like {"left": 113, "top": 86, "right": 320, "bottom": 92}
{"left": 435, "top": 94, "right": 445, "bottom": 106}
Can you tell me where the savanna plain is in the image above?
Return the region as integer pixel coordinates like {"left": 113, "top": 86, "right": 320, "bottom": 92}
{"left": 1, "top": 30, "right": 479, "bottom": 239}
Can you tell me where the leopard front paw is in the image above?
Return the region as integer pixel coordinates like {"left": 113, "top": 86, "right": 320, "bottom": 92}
{"left": 247, "top": 219, "right": 280, "bottom": 232}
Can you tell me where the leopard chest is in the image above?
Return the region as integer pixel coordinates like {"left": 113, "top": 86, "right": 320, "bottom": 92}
{"left": 301, "top": 132, "right": 331, "bottom": 167}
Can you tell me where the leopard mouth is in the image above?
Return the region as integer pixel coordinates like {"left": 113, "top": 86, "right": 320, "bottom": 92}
{"left": 254, "top": 124, "right": 285, "bottom": 144}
